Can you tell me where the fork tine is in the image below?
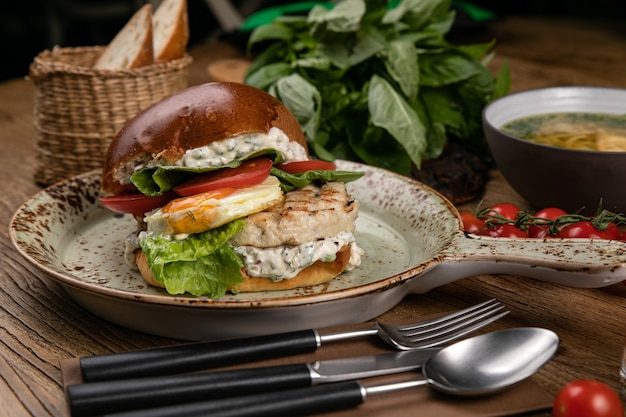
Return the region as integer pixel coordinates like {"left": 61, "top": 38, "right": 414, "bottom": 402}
{"left": 398, "top": 298, "right": 500, "bottom": 332}
{"left": 400, "top": 300, "right": 504, "bottom": 336}
{"left": 374, "top": 299, "right": 510, "bottom": 350}
{"left": 403, "top": 309, "right": 510, "bottom": 349}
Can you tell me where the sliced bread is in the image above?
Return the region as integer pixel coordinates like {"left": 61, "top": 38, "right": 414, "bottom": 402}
{"left": 94, "top": 4, "right": 154, "bottom": 70}
{"left": 153, "top": 0, "right": 189, "bottom": 62}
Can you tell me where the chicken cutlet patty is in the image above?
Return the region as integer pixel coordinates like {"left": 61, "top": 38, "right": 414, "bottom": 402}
{"left": 230, "top": 181, "right": 359, "bottom": 248}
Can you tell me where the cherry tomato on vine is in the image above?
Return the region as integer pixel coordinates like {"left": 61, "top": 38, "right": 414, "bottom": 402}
{"left": 556, "top": 221, "right": 615, "bottom": 239}
{"left": 481, "top": 224, "right": 528, "bottom": 238}
{"left": 553, "top": 379, "right": 624, "bottom": 417}
{"left": 484, "top": 203, "right": 522, "bottom": 221}
{"left": 528, "top": 207, "right": 568, "bottom": 238}
{"left": 597, "top": 221, "right": 621, "bottom": 240}
{"left": 460, "top": 212, "right": 486, "bottom": 234}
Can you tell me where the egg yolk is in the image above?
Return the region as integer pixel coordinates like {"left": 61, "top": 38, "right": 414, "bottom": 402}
{"left": 144, "top": 176, "right": 284, "bottom": 236}
{"left": 160, "top": 188, "right": 237, "bottom": 235}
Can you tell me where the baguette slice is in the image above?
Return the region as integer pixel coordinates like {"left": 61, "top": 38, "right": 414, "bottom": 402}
{"left": 153, "top": 0, "right": 189, "bottom": 62}
{"left": 94, "top": 4, "right": 154, "bottom": 70}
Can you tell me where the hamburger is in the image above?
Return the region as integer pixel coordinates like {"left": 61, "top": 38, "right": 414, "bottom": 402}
{"left": 100, "top": 82, "right": 364, "bottom": 298}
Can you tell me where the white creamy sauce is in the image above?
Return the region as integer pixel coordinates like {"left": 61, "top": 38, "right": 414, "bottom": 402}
{"left": 115, "top": 127, "right": 307, "bottom": 184}
{"left": 143, "top": 127, "right": 306, "bottom": 171}
{"left": 233, "top": 231, "right": 363, "bottom": 281}
{"left": 124, "top": 232, "right": 141, "bottom": 267}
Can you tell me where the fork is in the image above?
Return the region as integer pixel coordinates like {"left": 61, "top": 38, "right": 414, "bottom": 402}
{"left": 79, "top": 299, "right": 508, "bottom": 382}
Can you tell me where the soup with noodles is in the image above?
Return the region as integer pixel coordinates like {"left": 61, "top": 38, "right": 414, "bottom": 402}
{"left": 501, "top": 112, "right": 626, "bottom": 152}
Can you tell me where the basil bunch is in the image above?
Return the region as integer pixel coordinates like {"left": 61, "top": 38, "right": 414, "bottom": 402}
{"left": 245, "top": 0, "right": 511, "bottom": 175}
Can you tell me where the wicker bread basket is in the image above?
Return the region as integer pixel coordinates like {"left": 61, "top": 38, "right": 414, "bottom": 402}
{"left": 29, "top": 46, "right": 193, "bottom": 186}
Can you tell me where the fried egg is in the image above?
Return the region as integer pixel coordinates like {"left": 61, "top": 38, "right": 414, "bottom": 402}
{"left": 145, "top": 176, "right": 283, "bottom": 236}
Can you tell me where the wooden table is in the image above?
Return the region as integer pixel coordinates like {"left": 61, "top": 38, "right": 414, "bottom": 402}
{"left": 1, "top": 15, "right": 625, "bottom": 416}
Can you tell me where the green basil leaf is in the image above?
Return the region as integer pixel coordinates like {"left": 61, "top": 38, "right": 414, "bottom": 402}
{"left": 383, "top": 0, "right": 450, "bottom": 30}
{"left": 247, "top": 22, "right": 293, "bottom": 49}
{"left": 384, "top": 39, "right": 419, "bottom": 101}
{"left": 293, "top": 55, "right": 333, "bottom": 71}
{"left": 319, "top": 29, "right": 386, "bottom": 69}
{"left": 419, "top": 50, "right": 482, "bottom": 87}
{"left": 245, "top": 62, "right": 293, "bottom": 90}
{"left": 423, "top": 121, "right": 448, "bottom": 160}
{"left": 368, "top": 74, "right": 427, "bottom": 169}
{"left": 308, "top": 0, "right": 365, "bottom": 33}
{"left": 492, "top": 60, "right": 511, "bottom": 101}
{"left": 245, "top": 43, "right": 286, "bottom": 77}
{"left": 312, "top": 139, "right": 337, "bottom": 162}
{"left": 270, "top": 167, "right": 364, "bottom": 192}
{"left": 455, "top": 39, "right": 496, "bottom": 62}
{"left": 421, "top": 9, "right": 456, "bottom": 38}
{"left": 245, "top": 0, "right": 510, "bottom": 173}
{"left": 349, "top": 123, "right": 413, "bottom": 174}
{"left": 421, "top": 86, "right": 467, "bottom": 137}
{"left": 273, "top": 74, "right": 322, "bottom": 142}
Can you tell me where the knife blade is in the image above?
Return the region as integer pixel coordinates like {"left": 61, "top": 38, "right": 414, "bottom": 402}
{"left": 68, "top": 348, "right": 440, "bottom": 417}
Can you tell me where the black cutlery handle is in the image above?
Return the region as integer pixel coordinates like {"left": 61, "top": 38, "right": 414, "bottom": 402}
{"left": 80, "top": 329, "right": 319, "bottom": 382}
{"left": 68, "top": 363, "right": 313, "bottom": 417}
{"left": 102, "top": 381, "right": 365, "bottom": 417}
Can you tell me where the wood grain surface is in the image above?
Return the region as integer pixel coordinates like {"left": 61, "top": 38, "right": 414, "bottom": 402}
{"left": 1, "top": 16, "right": 625, "bottom": 416}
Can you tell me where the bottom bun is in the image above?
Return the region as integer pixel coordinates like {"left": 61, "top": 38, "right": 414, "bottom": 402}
{"left": 135, "top": 245, "right": 351, "bottom": 294}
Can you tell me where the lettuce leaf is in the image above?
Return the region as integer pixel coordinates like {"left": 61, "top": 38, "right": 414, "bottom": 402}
{"left": 140, "top": 219, "right": 246, "bottom": 298}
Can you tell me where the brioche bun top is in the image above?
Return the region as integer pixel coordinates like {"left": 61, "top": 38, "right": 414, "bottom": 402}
{"left": 101, "top": 82, "right": 308, "bottom": 195}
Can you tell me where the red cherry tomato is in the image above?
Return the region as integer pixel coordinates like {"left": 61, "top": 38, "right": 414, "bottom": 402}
{"left": 553, "top": 379, "right": 624, "bottom": 417}
{"left": 100, "top": 192, "right": 177, "bottom": 215}
{"left": 556, "top": 221, "right": 615, "bottom": 239}
{"left": 481, "top": 224, "right": 528, "bottom": 238}
{"left": 484, "top": 203, "right": 522, "bottom": 221}
{"left": 173, "top": 158, "right": 273, "bottom": 196}
{"left": 275, "top": 160, "right": 336, "bottom": 174}
{"left": 460, "top": 212, "right": 486, "bottom": 234}
{"left": 597, "top": 222, "right": 621, "bottom": 240}
{"left": 528, "top": 207, "right": 568, "bottom": 238}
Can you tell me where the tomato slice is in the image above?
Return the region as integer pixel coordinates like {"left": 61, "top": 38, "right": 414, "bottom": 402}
{"left": 100, "top": 192, "right": 176, "bottom": 215}
{"left": 275, "top": 160, "right": 336, "bottom": 174}
{"left": 173, "top": 158, "right": 273, "bottom": 197}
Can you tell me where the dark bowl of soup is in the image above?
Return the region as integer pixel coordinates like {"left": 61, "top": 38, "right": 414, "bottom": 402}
{"left": 483, "top": 86, "right": 626, "bottom": 215}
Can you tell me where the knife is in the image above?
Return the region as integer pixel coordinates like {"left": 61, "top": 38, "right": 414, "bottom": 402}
{"left": 68, "top": 348, "right": 440, "bottom": 417}
{"left": 78, "top": 329, "right": 351, "bottom": 382}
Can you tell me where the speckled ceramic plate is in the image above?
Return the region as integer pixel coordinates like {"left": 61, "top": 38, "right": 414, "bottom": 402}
{"left": 10, "top": 161, "right": 626, "bottom": 340}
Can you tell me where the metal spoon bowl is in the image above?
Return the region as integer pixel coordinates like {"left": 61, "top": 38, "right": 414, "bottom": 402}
{"left": 424, "top": 327, "right": 559, "bottom": 396}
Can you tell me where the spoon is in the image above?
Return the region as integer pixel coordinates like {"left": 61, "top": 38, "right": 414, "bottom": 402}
{"left": 102, "top": 327, "right": 559, "bottom": 417}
